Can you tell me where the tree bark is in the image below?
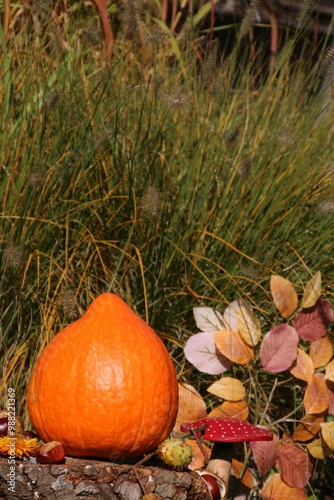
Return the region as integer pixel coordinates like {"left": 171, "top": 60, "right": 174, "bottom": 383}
{"left": 0, "top": 456, "right": 211, "bottom": 499}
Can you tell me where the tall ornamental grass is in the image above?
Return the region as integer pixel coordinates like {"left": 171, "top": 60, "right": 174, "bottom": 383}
{"left": 0, "top": 2, "right": 333, "bottom": 423}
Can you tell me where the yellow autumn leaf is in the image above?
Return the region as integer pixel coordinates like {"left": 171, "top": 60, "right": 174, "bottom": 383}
{"left": 237, "top": 303, "right": 262, "bottom": 346}
{"left": 260, "top": 473, "right": 308, "bottom": 500}
{"left": 174, "top": 383, "right": 207, "bottom": 431}
{"left": 304, "top": 376, "right": 329, "bottom": 414}
{"left": 215, "top": 330, "right": 254, "bottom": 364}
{"left": 307, "top": 438, "right": 332, "bottom": 459}
{"left": 310, "top": 335, "right": 333, "bottom": 369}
{"left": 290, "top": 348, "right": 314, "bottom": 383}
{"left": 208, "top": 400, "right": 249, "bottom": 420}
{"left": 207, "top": 376, "right": 246, "bottom": 401}
{"left": 270, "top": 275, "right": 298, "bottom": 319}
{"left": 321, "top": 422, "right": 334, "bottom": 450}
{"left": 325, "top": 358, "right": 334, "bottom": 382}
{"left": 292, "top": 413, "right": 324, "bottom": 442}
{"left": 301, "top": 271, "right": 321, "bottom": 309}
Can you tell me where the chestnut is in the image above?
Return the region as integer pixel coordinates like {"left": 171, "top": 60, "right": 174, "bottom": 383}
{"left": 195, "top": 470, "right": 226, "bottom": 500}
{"left": 0, "top": 416, "right": 8, "bottom": 437}
{"left": 35, "top": 441, "right": 65, "bottom": 464}
{"left": 24, "top": 430, "right": 38, "bottom": 440}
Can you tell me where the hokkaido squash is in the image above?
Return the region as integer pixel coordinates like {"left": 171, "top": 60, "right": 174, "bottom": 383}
{"left": 27, "top": 293, "right": 178, "bottom": 459}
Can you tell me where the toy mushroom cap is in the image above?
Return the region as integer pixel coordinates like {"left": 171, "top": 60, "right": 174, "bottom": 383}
{"left": 180, "top": 417, "right": 273, "bottom": 443}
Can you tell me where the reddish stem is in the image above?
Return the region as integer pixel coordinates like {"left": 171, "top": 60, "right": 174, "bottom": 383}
{"left": 91, "top": 0, "right": 114, "bottom": 61}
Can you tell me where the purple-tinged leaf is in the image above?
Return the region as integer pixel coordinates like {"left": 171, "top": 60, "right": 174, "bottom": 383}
{"left": 260, "top": 324, "right": 299, "bottom": 373}
{"left": 184, "top": 332, "right": 233, "bottom": 375}
{"left": 251, "top": 433, "right": 279, "bottom": 475}
{"left": 327, "top": 380, "right": 334, "bottom": 416}
{"left": 294, "top": 299, "right": 334, "bottom": 341}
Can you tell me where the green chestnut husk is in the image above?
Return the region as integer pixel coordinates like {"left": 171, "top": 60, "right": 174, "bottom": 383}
{"left": 158, "top": 437, "right": 193, "bottom": 469}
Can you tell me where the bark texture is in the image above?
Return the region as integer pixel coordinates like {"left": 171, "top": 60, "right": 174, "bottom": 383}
{"left": 0, "top": 456, "right": 211, "bottom": 500}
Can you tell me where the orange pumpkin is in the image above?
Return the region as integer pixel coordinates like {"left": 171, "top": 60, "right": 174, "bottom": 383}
{"left": 27, "top": 293, "right": 178, "bottom": 459}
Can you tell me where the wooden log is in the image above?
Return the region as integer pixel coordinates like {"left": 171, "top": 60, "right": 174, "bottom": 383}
{"left": 0, "top": 456, "right": 212, "bottom": 499}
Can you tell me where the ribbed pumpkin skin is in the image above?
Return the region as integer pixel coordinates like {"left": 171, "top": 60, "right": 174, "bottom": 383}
{"left": 27, "top": 293, "right": 178, "bottom": 459}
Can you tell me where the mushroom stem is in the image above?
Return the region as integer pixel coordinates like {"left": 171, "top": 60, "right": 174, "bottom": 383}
{"left": 206, "top": 442, "right": 235, "bottom": 493}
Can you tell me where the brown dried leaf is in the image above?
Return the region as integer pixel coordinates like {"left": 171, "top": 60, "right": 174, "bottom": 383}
{"left": 185, "top": 439, "right": 211, "bottom": 470}
{"left": 301, "top": 271, "right": 321, "bottom": 309}
{"left": 260, "top": 473, "right": 308, "bottom": 500}
{"left": 215, "top": 330, "right": 254, "bottom": 365}
{"left": 278, "top": 442, "right": 313, "bottom": 489}
{"left": 174, "top": 383, "right": 207, "bottom": 431}
{"left": 292, "top": 413, "right": 325, "bottom": 442}
{"left": 207, "top": 376, "right": 246, "bottom": 401}
{"left": 304, "top": 376, "right": 329, "bottom": 414}
{"left": 290, "top": 348, "right": 314, "bottom": 383}
{"left": 270, "top": 275, "right": 298, "bottom": 318}
{"left": 207, "top": 400, "right": 249, "bottom": 420}
{"left": 310, "top": 335, "right": 333, "bottom": 368}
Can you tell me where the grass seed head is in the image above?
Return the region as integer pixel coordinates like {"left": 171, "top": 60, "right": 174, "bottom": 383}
{"left": 164, "top": 89, "right": 190, "bottom": 109}
{"left": 145, "top": 28, "right": 170, "bottom": 44}
{"left": 122, "top": 0, "right": 144, "bottom": 44}
{"left": 318, "top": 199, "right": 334, "bottom": 216}
{"left": 319, "top": 47, "right": 334, "bottom": 78}
{"left": 58, "top": 288, "right": 79, "bottom": 320}
{"left": 4, "top": 244, "right": 23, "bottom": 269}
{"left": 29, "top": 171, "right": 46, "bottom": 188}
{"left": 238, "top": 0, "right": 259, "bottom": 41}
{"left": 140, "top": 185, "right": 162, "bottom": 220}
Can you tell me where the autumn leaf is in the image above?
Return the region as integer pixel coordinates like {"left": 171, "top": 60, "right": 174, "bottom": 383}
{"left": 184, "top": 331, "right": 233, "bottom": 375}
{"left": 292, "top": 413, "right": 324, "bottom": 442}
{"left": 222, "top": 299, "right": 244, "bottom": 331}
{"left": 185, "top": 439, "right": 211, "bottom": 470}
{"left": 309, "top": 335, "right": 333, "bottom": 369}
{"left": 289, "top": 348, "right": 314, "bottom": 383}
{"left": 260, "top": 324, "right": 299, "bottom": 373}
{"left": 174, "top": 383, "right": 207, "bottom": 431}
{"left": 207, "top": 376, "right": 246, "bottom": 401}
{"left": 325, "top": 358, "right": 334, "bottom": 382}
{"left": 232, "top": 459, "right": 254, "bottom": 490}
{"left": 251, "top": 433, "right": 279, "bottom": 475}
{"left": 304, "top": 375, "right": 329, "bottom": 414}
{"left": 301, "top": 271, "right": 321, "bottom": 309}
{"left": 270, "top": 275, "right": 298, "bottom": 318}
{"left": 237, "top": 302, "right": 262, "bottom": 346}
{"left": 307, "top": 438, "right": 332, "bottom": 459}
{"left": 193, "top": 307, "right": 225, "bottom": 332}
{"left": 278, "top": 442, "right": 313, "bottom": 489}
{"left": 207, "top": 400, "right": 249, "bottom": 420}
{"left": 327, "top": 380, "right": 334, "bottom": 416}
{"left": 320, "top": 422, "right": 334, "bottom": 450}
{"left": 294, "top": 299, "right": 334, "bottom": 341}
{"left": 215, "top": 329, "right": 254, "bottom": 364}
{"left": 260, "top": 473, "right": 308, "bottom": 500}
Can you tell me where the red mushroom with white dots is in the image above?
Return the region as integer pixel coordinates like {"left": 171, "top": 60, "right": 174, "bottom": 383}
{"left": 181, "top": 417, "right": 273, "bottom": 497}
